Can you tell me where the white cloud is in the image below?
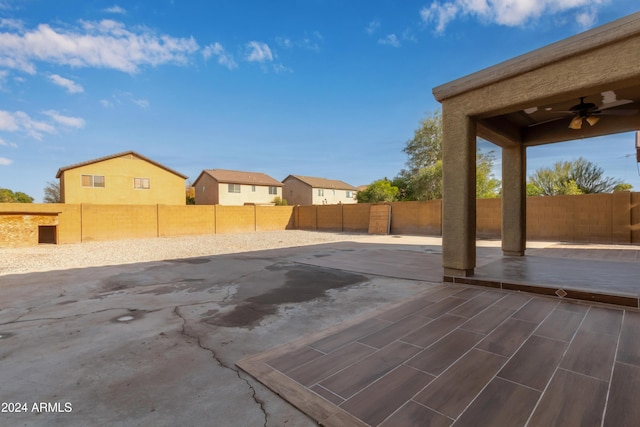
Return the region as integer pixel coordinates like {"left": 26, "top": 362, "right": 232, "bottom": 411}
{"left": 43, "top": 110, "right": 85, "bottom": 128}
{"left": 420, "top": 0, "right": 610, "bottom": 33}
{"left": 276, "top": 37, "right": 293, "bottom": 48}
{"left": 10, "top": 111, "right": 56, "bottom": 140}
{"left": 276, "top": 32, "right": 323, "bottom": 52}
{"left": 366, "top": 19, "right": 381, "bottom": 35}
{"left": 0, "top": 137, "right": 17, "bottom": 147}
{"left": 272, "top": 63, "right": 293, "bottom": 74}
{"left": 104, "top": 5, "right": 126, "bottom": 14}
{"left": 378, "top": 34, "right": 401, "bottom": 47}
{"left": 0, "top": 18, "right": 23, "bottom": 30}
{"left": 0, "top": 19, "right": 199, "bottom": 74}
{"left": 245, "top": 41, "right": 273, "bottom": 62}
{"left": 421, "top": 2, "right": 461, "bottom": 33}
{"left": 0, "top": 110, "right": 19, "bottom": 131}
{"left": 202, "top": 42, "right": 238, "bottom": 70}
{"left": 0, "top": 157, "right": 12, "bottom": 166}
{"left": 47, "top": 74, "right": 84, "bottom": 93}
{"left": 99, "top": 91, "right": 150, "bottom": 109}
{"left": 131, "top": 98, "right": 149, "bottom": 109}
{"left": 0, "top": 109, "right": 84, "bottom": 140}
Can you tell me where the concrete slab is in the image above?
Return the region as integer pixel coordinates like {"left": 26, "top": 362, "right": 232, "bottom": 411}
{"left": 0, "top": 241, "right": 438, "bottom": 427}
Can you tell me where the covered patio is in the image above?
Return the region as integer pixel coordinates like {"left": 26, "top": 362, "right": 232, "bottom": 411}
{"left": 433, "top": 12, "right": 640, "bottom": 280}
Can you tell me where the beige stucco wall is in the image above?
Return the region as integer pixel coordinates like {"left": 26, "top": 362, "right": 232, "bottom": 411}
{"left": 283, "top": 178, "right": 312, "bottom": 206}
{"left": 283, "top": 177, "right": 356, "bottom": 206}
{"left": 217, "top": 183, "right": 281, "bottom": 206}
{"left": 61, "top": 154, "right": 185, "bottom": 205}
{"left": 194, "top": 173, "right": 219, "bottom": 205}
{"left": 311, "top": 187, "right": 356, "bottom": 205}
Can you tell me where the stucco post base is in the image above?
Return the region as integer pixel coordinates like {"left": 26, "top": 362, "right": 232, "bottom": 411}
{"left": 502, "top": 249, "right": 525, "bottom": 257}
{"left": 444, "top": 267, "right": 474, "bottom": 277}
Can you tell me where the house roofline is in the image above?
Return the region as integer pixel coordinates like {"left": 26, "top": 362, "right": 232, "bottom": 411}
{"left": 55, "top": 151, "right": 188, "bottom": 179}
{"left": 433, "top": 12, "right": 640, "bottom": 102}
{"left": 193, "top": 169, "right": 284, "bottom": 187}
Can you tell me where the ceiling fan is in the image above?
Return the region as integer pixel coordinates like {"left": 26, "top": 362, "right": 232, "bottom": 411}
{"left": 527, "top": 95, "right": 637, "bottom": 129}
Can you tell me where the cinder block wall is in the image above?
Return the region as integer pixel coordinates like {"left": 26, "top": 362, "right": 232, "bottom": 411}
{"left": 389, "top": 200, "right": 442, "bottom": 235}
{"left": 632, "top": 192, "right": 640, "bottom": 244}
{"left": 158, "top": 205, "right": 216, "bottom": 237}
{"left": 215, "top": 206, "right": 256, "bottom": 234}
{"left": 526, "top": 193, "right": 628, "bottom": 243}
{"left": 81, "top": 204, "right": 158, "bottom": 241}
{"left": 297, "top": 205, "right": 318, "bottom": 230}
{"left": 2, "top": 193, "right": 639, "bottom": 246}
{"left": 316, "top": 205, "right": 343, "bottom": 231}
{"left": 256, "top": 206, "right": 295, "bottom": 231}
{"left": 476, "top": 198, "right": 502, "bottom": 239}
{"left": 342, "top": 204, "right": 370, "bottom": 232}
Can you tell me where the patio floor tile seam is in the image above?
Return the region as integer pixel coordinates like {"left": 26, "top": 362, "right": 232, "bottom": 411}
{"left": 237, "top": 285, "right": 639, "bottom": 427}
{"left": 382, "top": 398, "right": 456, "bottom": 426}
{"left": 602, "top": 312, "right": 624, "bottom": 421}
{"left": 402, "top": 297, "right": 592, "bottom": 423}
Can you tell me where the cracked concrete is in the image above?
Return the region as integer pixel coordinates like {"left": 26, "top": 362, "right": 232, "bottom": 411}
{"left": 174, "top": 306, "right": 268, "bottom": 427}
{"left": 0, "top": 238, "right": 440, "bottom": 426}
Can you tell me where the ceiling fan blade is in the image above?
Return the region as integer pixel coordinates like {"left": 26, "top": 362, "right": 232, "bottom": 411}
{"left": 598, "top": 99, "right": 634, "bottom": 110}
{"left": 527, "top": 115, "right": 569, "bottom": 127}
{"left": 594, "top": 109, "right": 638, "bottom": 116}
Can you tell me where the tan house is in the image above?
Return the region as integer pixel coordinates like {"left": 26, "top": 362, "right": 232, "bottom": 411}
{"left": 56, "top": 151, "right": 187, "bottom": 205}
{"left": 282, "top": 175, "right": 357, "bottom": 205}
{"left": 193, "top": 169, "right": 283, "bottom": 205}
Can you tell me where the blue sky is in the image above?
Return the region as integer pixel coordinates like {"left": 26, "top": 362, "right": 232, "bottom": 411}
{"left": 1, "top": 0, "right": 639, "bottom": 202}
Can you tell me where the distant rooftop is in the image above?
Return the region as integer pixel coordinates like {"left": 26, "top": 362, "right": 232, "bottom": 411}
{"left": 199, "top": 169, "right": 283, "bottom": 187}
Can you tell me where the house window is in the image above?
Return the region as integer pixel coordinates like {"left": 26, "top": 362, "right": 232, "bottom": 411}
{"left": 269, "top": 186, "right": 278, "bottom": 195}
{"left": 228, "top": 183, "right": 241, "bottom": 193}
{"left": 82, "top": 174, "right": 105, "bottom": 188}
{"left": 134, "top": 177, "right": 150, "bottom": 189}
{"left": 318, "top": 189, "right": 324, "bottom": 196}
{"left": 346, "top": 191, "right": 352, "bottom": 198}
{"left": 252, "top": 185, "right": 256, "bottom": 192}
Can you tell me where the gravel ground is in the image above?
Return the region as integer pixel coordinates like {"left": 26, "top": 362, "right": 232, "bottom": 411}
{"left": 0, "top": 230, "right": 376, "bottom": 276}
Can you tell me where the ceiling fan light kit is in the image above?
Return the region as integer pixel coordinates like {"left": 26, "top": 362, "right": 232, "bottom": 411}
{"left": 525, "top": 92, "right": 637, "bottom": 129}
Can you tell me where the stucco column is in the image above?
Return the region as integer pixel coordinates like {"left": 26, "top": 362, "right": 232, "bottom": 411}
{"left": 501, "top": 144, "right": 526, "bottom": 256}
{"left": 442, "top": 108, "right": 476, "bottom": 277}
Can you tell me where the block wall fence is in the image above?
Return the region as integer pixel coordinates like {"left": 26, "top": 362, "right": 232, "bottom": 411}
{"left": 1, "top": 191, "right": 638, "bottom": 247}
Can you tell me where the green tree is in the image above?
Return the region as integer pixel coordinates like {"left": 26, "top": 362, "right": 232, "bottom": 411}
{"left": 396, "top": 110, "right": 500, "bottom": 200}
{"left": 476, "top": 151, "right": 501, "bottom": 199}
{"left": 613, "top": 183, "right": 633, "bottom": 192}
{"left": 272, "top": 196, "right": 288, "bottom": 206}
{"left": 0, "top": 188, "right": 34, "bottom": 203}
{"left": 43, "top": 181, "right": 61, "bottom": 203}
{"left": 528, "top": 158, "right": 625, "bottom": 196}
{"left": 357, "top": 178, "right": 399, "bottom": 203}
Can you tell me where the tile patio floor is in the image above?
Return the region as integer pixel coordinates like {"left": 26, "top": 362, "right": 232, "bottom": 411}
{"left": 238, "top": 283, "right": 640, "bottom": 427}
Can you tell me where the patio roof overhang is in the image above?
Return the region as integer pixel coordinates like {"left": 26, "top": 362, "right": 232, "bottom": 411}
{"left": 432, "top": 12, "right": 640, "bottom": 278}
{"left": 433, "top": 12, "right": 640, "bottom": 149}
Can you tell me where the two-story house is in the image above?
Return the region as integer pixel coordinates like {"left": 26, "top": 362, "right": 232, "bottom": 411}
{"left": 193, "top": 169, "right": 283, "bottom": 205}
{"left": 282, "top": 175, "right": 357, "bottom": 205}
{"left": 55, "top": 151, "right": 187, "bottom": 205}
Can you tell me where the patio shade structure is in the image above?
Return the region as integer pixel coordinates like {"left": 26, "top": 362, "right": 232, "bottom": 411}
{"left": 432, "top": 12, "right": 640, "bottom": 278}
